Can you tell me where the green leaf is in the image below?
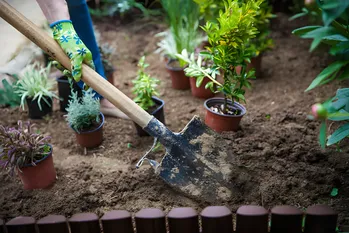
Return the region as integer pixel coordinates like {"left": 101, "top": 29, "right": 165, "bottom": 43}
{"left": 310, "top": 38, "right": 323, "bottom": 52}
{"left": 336, "top": 66, "right": 349, "bottom": 80}
{"left": 330, "top": 188, "right": 339, "bottom": 197}
{"left": 292, "top": 26, "right": 322, "bottom": 36}
{"left": 319, "top": 121, "right": 327, "bottom": 149}
{"left": 327, "top": 122, "right": 349, "bottom": 146}
{"left": 196, "top": 76, "right": 204, "bottom": 88}
{"left": 289, "top": 12, "right": 308, "bottom": 21}
{"left": 306, "top": 61, "right": 349, "bottom": 91}
{"left": 321, "top": 1, "right": 349, "bottom": 26}
{"left": 322, "top": 34, "right": 349, "bottom": 42}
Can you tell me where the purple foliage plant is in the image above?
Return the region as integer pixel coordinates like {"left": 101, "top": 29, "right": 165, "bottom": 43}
{"left": 0, "top": 120, "right": 51, "bottom": 176}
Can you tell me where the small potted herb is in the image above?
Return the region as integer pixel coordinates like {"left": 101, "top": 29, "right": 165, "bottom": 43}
{"left": 0, "top": 120, "right": 56, "bottom": 190}
{"left": 65, "top": 88, "right": 104, "bottom": 148}
{"left": 15, "top": 62, "right": 60, "bottom": 119}
{"left": 156, "top": 0, "right": 204, "bottom": 90}
{"left": 177, "top": 0, "right": 261, "bottom": 132}
{"left": 99, "top": 42, "right": 117, "bottom": 86}
{"left": 132, "top": 56, "right": 165, "bottom": 136}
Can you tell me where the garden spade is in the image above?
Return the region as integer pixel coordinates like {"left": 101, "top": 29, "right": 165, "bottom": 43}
{"left": 0, "top": 0, "right": 238, "bottom": 202}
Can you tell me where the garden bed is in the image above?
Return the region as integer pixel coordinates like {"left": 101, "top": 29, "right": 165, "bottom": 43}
{"left": 1, "top": 13, "right": 349, "bottom": 224}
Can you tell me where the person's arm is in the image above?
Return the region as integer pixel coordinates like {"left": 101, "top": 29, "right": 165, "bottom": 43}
{"left": 35, "top": 0, "right": 94, "bottom": 86}
{"left": 36, "top": 0, "right": 70, "bottom": 25}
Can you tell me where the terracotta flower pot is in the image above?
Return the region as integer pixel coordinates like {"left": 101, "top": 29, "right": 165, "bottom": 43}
{"left": 236, "top": 55, "right": 262, "bottom": 78}
{"left": 134, "top": 96, "right": 165, "bottom": 137}
{"left": 26, "top": 97, "right": 52, "bottom": 119}
{"left": 17, "top": 144, "right": 56, "bottom": 190}
{"left": 189, "top": 77, "right": 215, "bottom": 99}
{"left": 73, "top": 112, "right": 104, "bottom": 148}
{"left": 204, "top": 98, "right": 246, "bottom": 133}
{"left": 165, "top": 60, "right": 190, "bottom": 90}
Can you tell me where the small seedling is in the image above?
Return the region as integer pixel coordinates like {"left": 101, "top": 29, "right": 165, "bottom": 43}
{"left": 331, "top": 188, "right": 339, "bottom": 197}
{"left": 132, "top": 56, "right": 160, "bottom": 111}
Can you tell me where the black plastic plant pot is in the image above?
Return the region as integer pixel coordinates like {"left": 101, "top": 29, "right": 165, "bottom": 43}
{"left": 57, "top": 76, "right": 83, "bottom": 112}
{"left": 134, "top": 96, "right": 165, "bottom": 137}
{"left": 26, "top": 97, "right": 52, "bottom": 119}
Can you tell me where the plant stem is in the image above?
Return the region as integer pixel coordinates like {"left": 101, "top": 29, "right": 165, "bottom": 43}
{"left": 223, "top": 95, "right": 228, "bottom": 115}
{"left": 199, "top": 68, "right": 223, "bottom": 87}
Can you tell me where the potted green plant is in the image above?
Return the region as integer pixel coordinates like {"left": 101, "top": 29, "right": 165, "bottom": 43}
{"left": 243, "top": 0, "right": 275, "bottom": 77}
{"left": 0, "top": 75, "right": 21, "bottom": 108}
{"left": 177, "top": 0, "right": 262, "bottom": 132}
{"left": 293, "top": 0, "right": 349, "bottom": 148}
{"left": 99, "top": 42, "right": 117, "bottom": 86}
{"left": 0, "top": 120, "right": 56, "bottom": 190}
{"left": 156, "top": 0, "right": 204, "bottom": 90}
{"left": 65, "top": 88, "right": 104, "bottom": 148}
{"left": 15, "top": 62, "right": 60, "bottom": 119}
{"left": 132, "top": 56, "right": 165, "bottom": 136}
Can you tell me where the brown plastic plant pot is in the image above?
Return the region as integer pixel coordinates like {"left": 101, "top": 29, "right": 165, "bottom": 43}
{"left": 236, "top": 55, "right": 262, "bottom": 78}
{"left": 166, "top": 60, "right": 190, "bottom": 90}
{"left": 189, "top": 77, "right": 215, "bottom": 99}
{"left": 204, "top": 98, "right": 246, "bottom": 133}
{"left": 17, "top": 144, "right": 56, "bottom": 190}
{"left": 73, "top": 113, "right": 104, "bottom": 148}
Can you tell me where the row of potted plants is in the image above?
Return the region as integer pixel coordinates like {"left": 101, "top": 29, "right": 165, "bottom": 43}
{"left": 4, "top": 0, "right": 276, "bottom": 139}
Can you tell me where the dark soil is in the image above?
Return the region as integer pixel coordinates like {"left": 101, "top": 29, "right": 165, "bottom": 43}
{"left": 1, "top": 13, "right": 349, "bottom": 225}
{"left": 78, "top": 117, "right": 103, "bottom": 133}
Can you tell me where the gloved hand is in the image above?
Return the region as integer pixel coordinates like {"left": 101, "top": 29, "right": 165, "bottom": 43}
{"left": 50, "top": 20, "right": 95, "bottom": 89}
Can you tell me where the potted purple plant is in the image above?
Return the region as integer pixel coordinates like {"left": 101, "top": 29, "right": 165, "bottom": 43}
{"left": 0, "top": 120, "right": 56, "bottom": 190}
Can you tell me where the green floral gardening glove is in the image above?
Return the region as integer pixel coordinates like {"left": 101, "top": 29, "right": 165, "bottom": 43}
{"left": 50, "top": 20, "right": 95, "bottom": 90}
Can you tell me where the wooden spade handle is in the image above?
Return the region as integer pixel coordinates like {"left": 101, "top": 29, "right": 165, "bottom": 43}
{"left": 0, "top": 0, "right": 153, "bottom": 128}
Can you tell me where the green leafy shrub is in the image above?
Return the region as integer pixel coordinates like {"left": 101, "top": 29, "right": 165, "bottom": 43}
{"left": 247, "top": 0, "right": 275, "bottom": 57}
{"left": 0, "top": 120, "right": 51, "bottom": 176}
{"left": 177, "top": 0, "right": 262, "bottom": 114}
{"left": 156, "top": 0, "right": 204, "bottom": 61}
{"left": 193, "top": 0, "right": 225, "bottom": 23}
{"left": 65, "top": 88, "right": 101, "bottom": 133}
{"left": 132, "top": 56, "right": 160, "bottom": 111}
{"left": 293, "top": 0, "right": 349, "bottom": 148}
{"left": 15, "top": 62, "right": 59, "bottom": 111}
{"left": 0, "top": 76, "right": 21, "bottom": 108}
{"left": 193, "top": 0, "right": 274, "bottom": 58}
